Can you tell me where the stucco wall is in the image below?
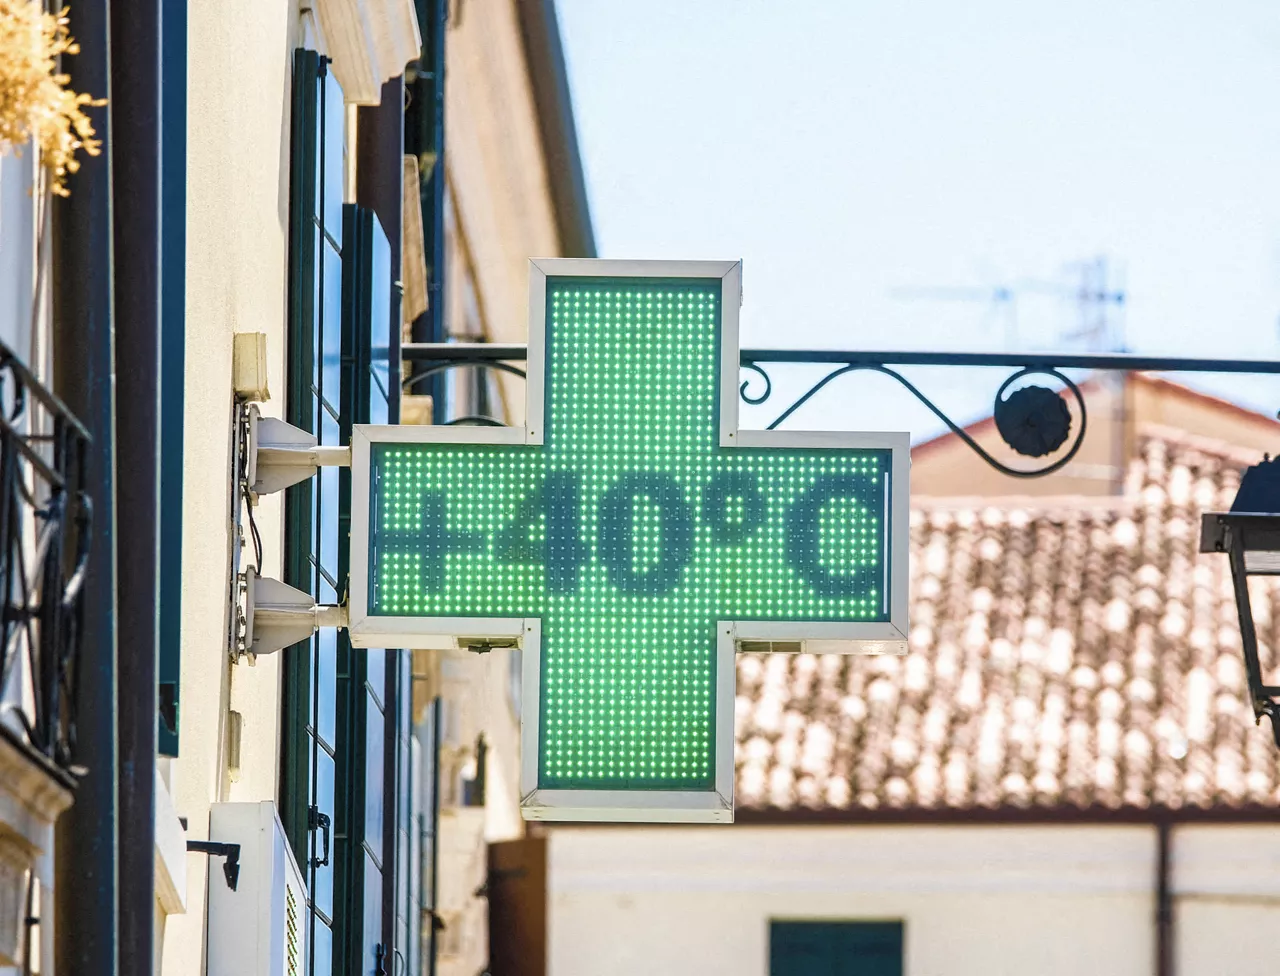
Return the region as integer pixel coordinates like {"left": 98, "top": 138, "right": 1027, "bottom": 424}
{"left": 1174, "top": 826, "right": 1280, "bottom": 976}
{"left": 161, "top": 1, "right": 300, "bottom": 973}
{"left": 547, "top": 824, "right": 1280, "bottom": 976}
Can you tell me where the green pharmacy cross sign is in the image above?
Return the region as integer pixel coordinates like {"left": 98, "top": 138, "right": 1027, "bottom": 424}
{"left": 349, "top": 260, "right": 908, "bottom": 823}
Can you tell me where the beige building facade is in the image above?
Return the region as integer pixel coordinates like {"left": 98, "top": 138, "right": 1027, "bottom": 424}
{"left": 2, "top": 1, "right": 591, "bottom": 973}
{"left": 143, "top": 0, "right": 589, "bottom": 974}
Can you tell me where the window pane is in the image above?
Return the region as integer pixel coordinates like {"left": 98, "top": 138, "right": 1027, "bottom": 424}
{"left": 303, "top": 481, "right": 319, "bottom": 596}
{"left": 316, "top": 627, "right": 337, "bottom": 748}
{"left": 361, "top": 849, "right": 383, "bottom": 969}
{"left": 311, "top": 72, "right": 323, "bottom": 224}
{"left": 371, "top": 228, "right": 391, "bottom": 349}
{"left": 322, "top": 71, "right": 345, "bottom": 239}
{"left": 364, "top": 693, "right": 385, "bottom": 866}
{"left": 310, "top": 917, "right": 332, "bottom": 976}
{"left": 770, "top": 921, "right": 903, "bottom": 976}
{"left": 310, "top": 226, "right": 322, "bottom": 388}
{"left": 366, "top": 650, "right": 385, "bottom": 708}
{"left": 319, "top": 403, "right": 340, "bottom": 448}
{"left": 321, "top": 242, "right": 343, "bottom": 403}
{"left": 318, "top": 463, "right": 339, "bottom": 587}
{"left": 367, "top": 382, "right": 389, "bottom": 425}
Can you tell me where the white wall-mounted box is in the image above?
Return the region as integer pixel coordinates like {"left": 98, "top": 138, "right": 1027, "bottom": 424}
{"left": 207, "top": 801, "right": 307, "bottom": 976}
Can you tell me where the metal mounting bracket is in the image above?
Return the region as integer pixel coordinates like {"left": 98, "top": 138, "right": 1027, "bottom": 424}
{"left": 246, "top": 404, "right": 351, "bottom": 497}
{"left": 187, "top": 840, "right": 241, "bottom": 891}
{"left": 241, "top": 565, "right": 348, "bottom": 657}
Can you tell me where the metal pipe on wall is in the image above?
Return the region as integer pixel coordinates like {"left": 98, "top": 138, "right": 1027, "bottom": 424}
{"left": 110, "top": 0, "right": 162, "bottom": 967}
{"left": 52, "top": 0, "right": 119, "bottom": 971}
{"left": 1156, "top": 820, "right": 1173, "bottom": 976}
{"left": 358, "top": 77, "right": 406, "bottom": 423}
{"left": 406, "top": 0, "right": 447, "bottom": 413}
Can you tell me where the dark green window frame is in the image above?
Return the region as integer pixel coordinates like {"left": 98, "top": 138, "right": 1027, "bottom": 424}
{"left": 157, "top": 0, "right": 186, "bottom": 756}
{"left": 282, "top": 48, "right": 346, "bottom": 976}
{"left": 284, "top": 48, "right": 424, "bottom": 975}
{"left": 770, "top": 920, "right": 905, "bottom": 976}
{"left": 333, "top": 203, "right": 397, "bottom": 975}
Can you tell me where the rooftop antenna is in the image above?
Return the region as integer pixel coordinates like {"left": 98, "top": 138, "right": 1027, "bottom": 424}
{"left": 1056, "top": 255, "right": 1127, "bottom": 353}
{"left": 1050, "top": 255, "right": 1129, "bottom": 494}
{"left": 892, "top": 255, "right": 1129, "bottom": 491}
{"left": 890, "top": 255, "right": 1127, "bottom": 353}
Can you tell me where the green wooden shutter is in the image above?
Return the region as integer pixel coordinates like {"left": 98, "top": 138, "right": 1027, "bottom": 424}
{"left": 770, "top": 921, "right": 905, "bottom": 976}
{"left": 334, "top": 203, "right": 403, "bottom": 975}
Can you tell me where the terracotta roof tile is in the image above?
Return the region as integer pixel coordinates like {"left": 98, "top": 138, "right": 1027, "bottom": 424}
{"left": 735, "top": 429, "right": 1280, "bottom": 814}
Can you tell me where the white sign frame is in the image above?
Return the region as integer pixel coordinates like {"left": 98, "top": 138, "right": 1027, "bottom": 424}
{"left": 348, "top": 258, "right": 909, "bottom": 823}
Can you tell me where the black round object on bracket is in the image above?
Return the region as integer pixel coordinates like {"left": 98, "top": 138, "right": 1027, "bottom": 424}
{"left": 994, "top": 384, "right": 1072, "bottom": 457}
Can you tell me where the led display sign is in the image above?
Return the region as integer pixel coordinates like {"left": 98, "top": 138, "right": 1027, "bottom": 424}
{"left": 349, "top": 260, "right": 908, "bottom": 822}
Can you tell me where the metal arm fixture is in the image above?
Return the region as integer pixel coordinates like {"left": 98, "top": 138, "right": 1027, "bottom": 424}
{"left": 187, "top": 840, "right": 241, "bottom": 891}
{"left": 238, "top": 566, "right": 347, "bottom": 658}
{"left": 402, "top": 343, "right": 1280, "bottom": 478}
{"left": 233, "top": 407, "right": 349, "bottom": 659}
{"left": 245, "top": 405, "right": 352, "bottom": 497}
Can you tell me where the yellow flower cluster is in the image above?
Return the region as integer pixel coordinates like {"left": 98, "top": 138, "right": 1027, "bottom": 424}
{"left": 0, "top": 2, "right": 103, "bottom": 196}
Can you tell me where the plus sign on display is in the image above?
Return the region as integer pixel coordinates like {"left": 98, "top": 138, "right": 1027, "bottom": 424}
{"left": 349, "top": 260, "right": 908, "bottom": 822}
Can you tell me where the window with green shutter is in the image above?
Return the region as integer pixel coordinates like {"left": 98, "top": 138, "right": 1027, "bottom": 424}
{"left": 282, "top": 48, "right": 345, "bottom": 976}
{"left": 333, "top": 203, "right": 397, "bottom": 976}
{"left": 770, "top": 921, "right": 905, "bottom": 976}
{"left": 287, "top": 45, "right": 437, "bottom": 976}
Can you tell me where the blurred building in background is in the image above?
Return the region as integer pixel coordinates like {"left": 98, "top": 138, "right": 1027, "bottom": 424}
{"left": 493, "top": 381, "right": 1280, "bottom": 976}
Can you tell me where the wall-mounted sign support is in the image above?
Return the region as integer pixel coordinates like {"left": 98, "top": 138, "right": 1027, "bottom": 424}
{"left": 246, "top": 405, "right": 352, "bottom": 497}
{"left": 186, "top": 839, "right": 242, "bottom": 891}
{"left": 238, "top": 566, "right": 347, "bottom": 658}
{"left": 346, "top": 259, "right": 910, "bottom": 823}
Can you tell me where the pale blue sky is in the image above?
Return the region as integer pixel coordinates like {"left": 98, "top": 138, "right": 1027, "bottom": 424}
{"left": 556, "top": 0, "right": 1280, "bottom": 441}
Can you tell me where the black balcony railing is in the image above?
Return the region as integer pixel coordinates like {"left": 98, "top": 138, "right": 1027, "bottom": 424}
{"left": 402, "top": 342, "right": 1280, "bottom": 478}
{"left": 0, "top": 341, "right": 90, "bottom": 778}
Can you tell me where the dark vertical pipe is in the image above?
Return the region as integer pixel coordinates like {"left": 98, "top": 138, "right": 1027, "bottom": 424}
{"left": 157, "top": 0, "right": 187, "bottom": 756}
{"left": 52, "top": 0, "right": 118, "bottom": 973}
{"left": 356, "top": 76, "right": 407, "bottom": 961}
{"left": 427, "top": 0, "right": 445, "bottom": 422}
{"left": 406, "top": 0, "right": 446, "bottom": 412}
{"left": 428, "top": 698, "right": 441, "bottom": 976}
{"left": 1156, "top": 820, "right": 1173, "bottom": 976}
{"left": 357, "top": 77, "right": 405, "bottom": 422}
{"left": 50, "top": 0, "right": 117, "bottom": 968}
{"left": 111, "top": 0, "right": 162, "bottom": 968}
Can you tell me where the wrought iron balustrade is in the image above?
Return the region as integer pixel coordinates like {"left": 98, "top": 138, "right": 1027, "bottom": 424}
{"left": 0, "top": 341, "right": 91, "bottom": 778}
{"left": 402, "top": 342, "right": 1280, "bottom": 477}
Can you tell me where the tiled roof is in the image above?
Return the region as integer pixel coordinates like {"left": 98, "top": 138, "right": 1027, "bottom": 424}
{"left": 735, "top": 426, "right": 1280, "bottom": 816}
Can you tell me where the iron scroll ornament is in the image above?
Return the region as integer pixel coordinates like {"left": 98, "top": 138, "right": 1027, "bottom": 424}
{"left": 401, "top": 342, "right": 1280, "bottom": 478}
{"left": 738, "top": 361, "right": 1088, "bottom": 479}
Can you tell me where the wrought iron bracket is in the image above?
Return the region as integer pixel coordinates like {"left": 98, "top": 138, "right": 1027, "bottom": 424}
{"left": 740, "top": 360, "right": 1088, "bottom": 478}
{"left": 187, "top": 840, "right": 242, "bottom": 891}
{"left": 245, "top": 405, "right": 352, "bottom": 498}
{"left": 402, "top": 342, "right": 1280, "bottom": 478}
